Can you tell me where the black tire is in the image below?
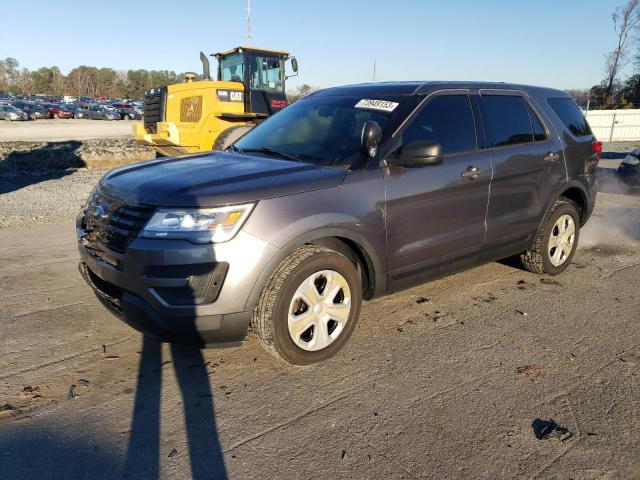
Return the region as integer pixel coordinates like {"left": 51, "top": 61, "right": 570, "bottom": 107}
{"left": 520, "top": 199, "right": 580, "bottom": 275}
{"left": 251, "top": 245, "right": 363, "bottom": 365}
{"left": 213, "top": 124, "right": 254, "bottom": 151}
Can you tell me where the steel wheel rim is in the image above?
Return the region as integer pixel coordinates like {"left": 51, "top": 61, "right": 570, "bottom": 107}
{"left": 287, "top": 270, "right": 352, "bottom": 352}
{"left": 548, "top": 214, "right": 576, "bottom": 267}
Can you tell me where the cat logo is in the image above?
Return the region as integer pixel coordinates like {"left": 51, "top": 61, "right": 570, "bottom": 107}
{"left": 217, "top": 89, "right": 244, "bottom": 103}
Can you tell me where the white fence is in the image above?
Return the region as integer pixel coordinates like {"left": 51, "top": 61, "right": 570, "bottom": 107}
{"left": 584, "top": 109, "right": 640, "bottom": 142}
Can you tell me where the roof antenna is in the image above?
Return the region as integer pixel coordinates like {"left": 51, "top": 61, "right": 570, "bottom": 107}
{"left": 372, "top": 60, "right": 376, "bottom": 82}
{"left": 246, "top": 0, "right": 252, "bottom": 44}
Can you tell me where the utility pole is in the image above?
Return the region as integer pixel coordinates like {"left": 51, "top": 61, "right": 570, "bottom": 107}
{"left": 372, "top": 60, "right": 376, "bottom": 82}
{"left": 247, "top": 0, "right": 252, "bottom": 44}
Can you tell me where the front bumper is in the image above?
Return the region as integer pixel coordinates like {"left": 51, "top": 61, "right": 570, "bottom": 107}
{"left": 132, "top": 122, "right": 195, "bottom": 156}
{"left": 77, "top": 221, "right": 279, "bottom": 347}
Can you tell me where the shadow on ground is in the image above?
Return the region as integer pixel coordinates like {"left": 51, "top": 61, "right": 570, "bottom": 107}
{"left": 0, "top": 141, "right": 84, "bottom": 195}
{"left": 123, "top": 337, "right": 227, "bottom": 479}
{"left": 600, "top": 151, "right": 628, "bottom": 160}
{"left": 0, "top": 425, "right": 121, "bottom": 479}
{"left": 0, "top": 336, "right": 227, "bottom": 479}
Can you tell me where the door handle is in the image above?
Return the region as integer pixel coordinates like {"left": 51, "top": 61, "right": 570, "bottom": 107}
{"left": 543, "top": 152, "right": 560, "bottom": 162}
{"left": 461, "top": 166, "right": 485, "bottom": 179}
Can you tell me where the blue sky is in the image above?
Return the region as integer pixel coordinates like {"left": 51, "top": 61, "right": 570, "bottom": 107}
{"left": 0, "top": 0, "right": 630, "bottom": 90}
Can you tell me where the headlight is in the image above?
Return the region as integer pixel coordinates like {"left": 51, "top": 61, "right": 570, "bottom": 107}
{"left": 140, "top": 203, "right": 255, "bottom": 243}
{"left": 622, "top": 154, "right": 640, "bottom": 166}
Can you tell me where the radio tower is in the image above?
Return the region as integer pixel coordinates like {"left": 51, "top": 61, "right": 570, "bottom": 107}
{"left": 247, "top": 0, "right": 252, "bottom": 44}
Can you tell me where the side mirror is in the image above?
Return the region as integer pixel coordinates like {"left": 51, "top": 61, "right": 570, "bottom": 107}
{"left": 362, "top": 120, "right": 382, "bottom": 157}
{"left": 291, "top": 57, "right": 298, "bottom": 73}
{"left": 387, "top": 141, "right": 443, "bottom": 167}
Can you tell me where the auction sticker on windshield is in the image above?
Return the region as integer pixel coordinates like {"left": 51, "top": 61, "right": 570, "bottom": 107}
{"left": 354, "top": 99, "right": 399, "bottom": 112}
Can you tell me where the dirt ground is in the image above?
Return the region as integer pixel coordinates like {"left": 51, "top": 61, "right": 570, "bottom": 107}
{"left": 0, "top": 118, "right": 139, "bottom": 142}
{"left": 0, "top": 169, "right": 639, "bottom": 478}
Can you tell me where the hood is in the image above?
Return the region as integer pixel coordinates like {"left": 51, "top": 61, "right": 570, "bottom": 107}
{"left": 99, "top": 151, "right": 346, "bottom": 207}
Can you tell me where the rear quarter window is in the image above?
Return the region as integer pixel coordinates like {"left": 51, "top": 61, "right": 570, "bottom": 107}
{"left": 547, "top": 98, "right": 592, "bottom": 137}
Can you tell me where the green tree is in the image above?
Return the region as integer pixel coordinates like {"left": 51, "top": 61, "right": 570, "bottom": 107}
{"left": 30, "top": 66, "right": 64, "bottom": 94}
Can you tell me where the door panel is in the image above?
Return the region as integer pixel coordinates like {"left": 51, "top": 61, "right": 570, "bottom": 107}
{"left": 385, "top": 151, "right": 492, "bottom": 277}
{"left": 484, "top": 142, "right": 563, "bottom": 245}
{"left": 384, "top": 91, "right": 491, "bottom": 287}
{"left": 479, "top": 91, "right": 565, "bottom": 246}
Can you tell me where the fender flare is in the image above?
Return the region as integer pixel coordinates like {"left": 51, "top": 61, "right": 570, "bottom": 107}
{"left": 531, "top": 180, "right": 591, "bottom": 248}
{"left": 242, "top": 227, "right": 386, "bottom": 312}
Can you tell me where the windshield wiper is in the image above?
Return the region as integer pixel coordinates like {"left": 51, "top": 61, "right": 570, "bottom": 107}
{"left": 236, "top": 147, "right": 303, "bottom": 162}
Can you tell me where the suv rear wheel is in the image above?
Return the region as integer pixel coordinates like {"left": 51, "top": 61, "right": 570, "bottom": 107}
{"left": 251, "top": 245, "right": 362, "bottom": 365}
{"left": 521, "top": 199, "right": 580, "bottom": 275}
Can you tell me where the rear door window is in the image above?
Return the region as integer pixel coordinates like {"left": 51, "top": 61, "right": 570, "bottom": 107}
{"left": 547, "top": 98, "right": 592, "bottom": 137}
{"left": 402, "top": 94, "right": 477, "bottom": 155}
{"left": 481, "top": 94, "right": 533, "bottom": 147}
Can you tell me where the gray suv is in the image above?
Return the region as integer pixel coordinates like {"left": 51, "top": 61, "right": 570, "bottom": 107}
{"left": 77, "top": 82, "right": 599, "bottom": 365}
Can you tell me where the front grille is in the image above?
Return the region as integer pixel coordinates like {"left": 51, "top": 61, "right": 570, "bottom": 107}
{"left": 180, "top": 96, "right": 202, "bottom": 123}
{"left": 81, "top": 190, "right": 153, "bottom": 255}
{"left": 143, "top": 86, "right": 167, "bottom": 133}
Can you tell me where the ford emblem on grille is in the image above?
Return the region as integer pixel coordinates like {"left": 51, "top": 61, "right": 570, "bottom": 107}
{"left": 90, "top": 205, "right": 107, "bottom": 220}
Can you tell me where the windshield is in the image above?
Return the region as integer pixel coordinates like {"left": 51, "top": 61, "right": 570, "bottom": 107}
{"left": 220, "top": 53, "right": 244, "bottom": 83}
{"left": 248, "top": 55, "right": 283, "bottom": 92}
{"left": 234, "top": 94, "right": 412, "bottom": 167}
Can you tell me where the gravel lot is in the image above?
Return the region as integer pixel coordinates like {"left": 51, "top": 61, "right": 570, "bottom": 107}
{"left": 0, "top": 169, "right": 102, "bottom": 228}
{"left": 0, "top": 118, "right": 139, "bottom": 142}
{"left": 0, "top": 136, "right": 639, "bottom": 478}
{"left": 0, "top": 190, "right": 638, "bottom": 479}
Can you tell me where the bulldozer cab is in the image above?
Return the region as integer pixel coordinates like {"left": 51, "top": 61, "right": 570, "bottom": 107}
{"left": 134, "top": 46, "right": 298, "bottom": 156}
{"left": 214, "top": 46, "right": 295, "bottom": 116}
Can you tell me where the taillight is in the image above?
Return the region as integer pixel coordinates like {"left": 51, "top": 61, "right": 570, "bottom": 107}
{"left": 592, "top": 141, "right": 602, "bottom": 161}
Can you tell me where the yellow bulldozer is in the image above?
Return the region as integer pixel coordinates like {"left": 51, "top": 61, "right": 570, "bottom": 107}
{"left": 133, "top": 46, "right": 298, "bottom": 157}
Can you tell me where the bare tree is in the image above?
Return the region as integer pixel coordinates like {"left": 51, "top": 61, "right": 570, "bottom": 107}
{"left": 287, "top": 84, "right": 316, "bottom": 103}
{"left": 604, "top": 0, "right": 640, "bottom": 104}
{"left": 566, "top": 89, "right": 590, "bottom": 108}
{"left": 14, "top": 68, "right": 34, "bottom": 94}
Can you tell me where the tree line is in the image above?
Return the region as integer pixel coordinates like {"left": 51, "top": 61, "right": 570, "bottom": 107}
{"left": 7, "top": 0, "right": 640, "bottom": 109}
{"left": 0, "top": 58, "right": 191, "bottom": 99}
{"left": 569, "top": 0, "right": 640, "bottom": 109}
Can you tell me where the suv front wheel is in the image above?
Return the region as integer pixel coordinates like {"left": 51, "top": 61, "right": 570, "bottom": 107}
{"left": 521, "top": 199, "right": 581, "bottom": 275}
{"left": 252, "top": 245, "right": 362, "bottom": 365}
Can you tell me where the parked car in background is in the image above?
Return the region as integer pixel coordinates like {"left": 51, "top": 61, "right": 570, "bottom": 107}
{"left": 11, "top": 101, "right": 49, "bottom": 119}
{"left": 86, "top": 105, "right": 121, "bottom": 120}
{"left": 129, "top": 102, "right": 144, "bottom": 114}
{"left": 109, "top": 105, "right": 142, "bottom": 120}
{"left": 43, "top": 103, "right": 73, "bottom": 119}
{"left": 617, "top": 148, "right": 640, "bottom": 186}
{"left": 60, "top": 104, "right": 86, "bottom": 118}
{"left": 0, "top": 104, "right": 28, "bottom": 121}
